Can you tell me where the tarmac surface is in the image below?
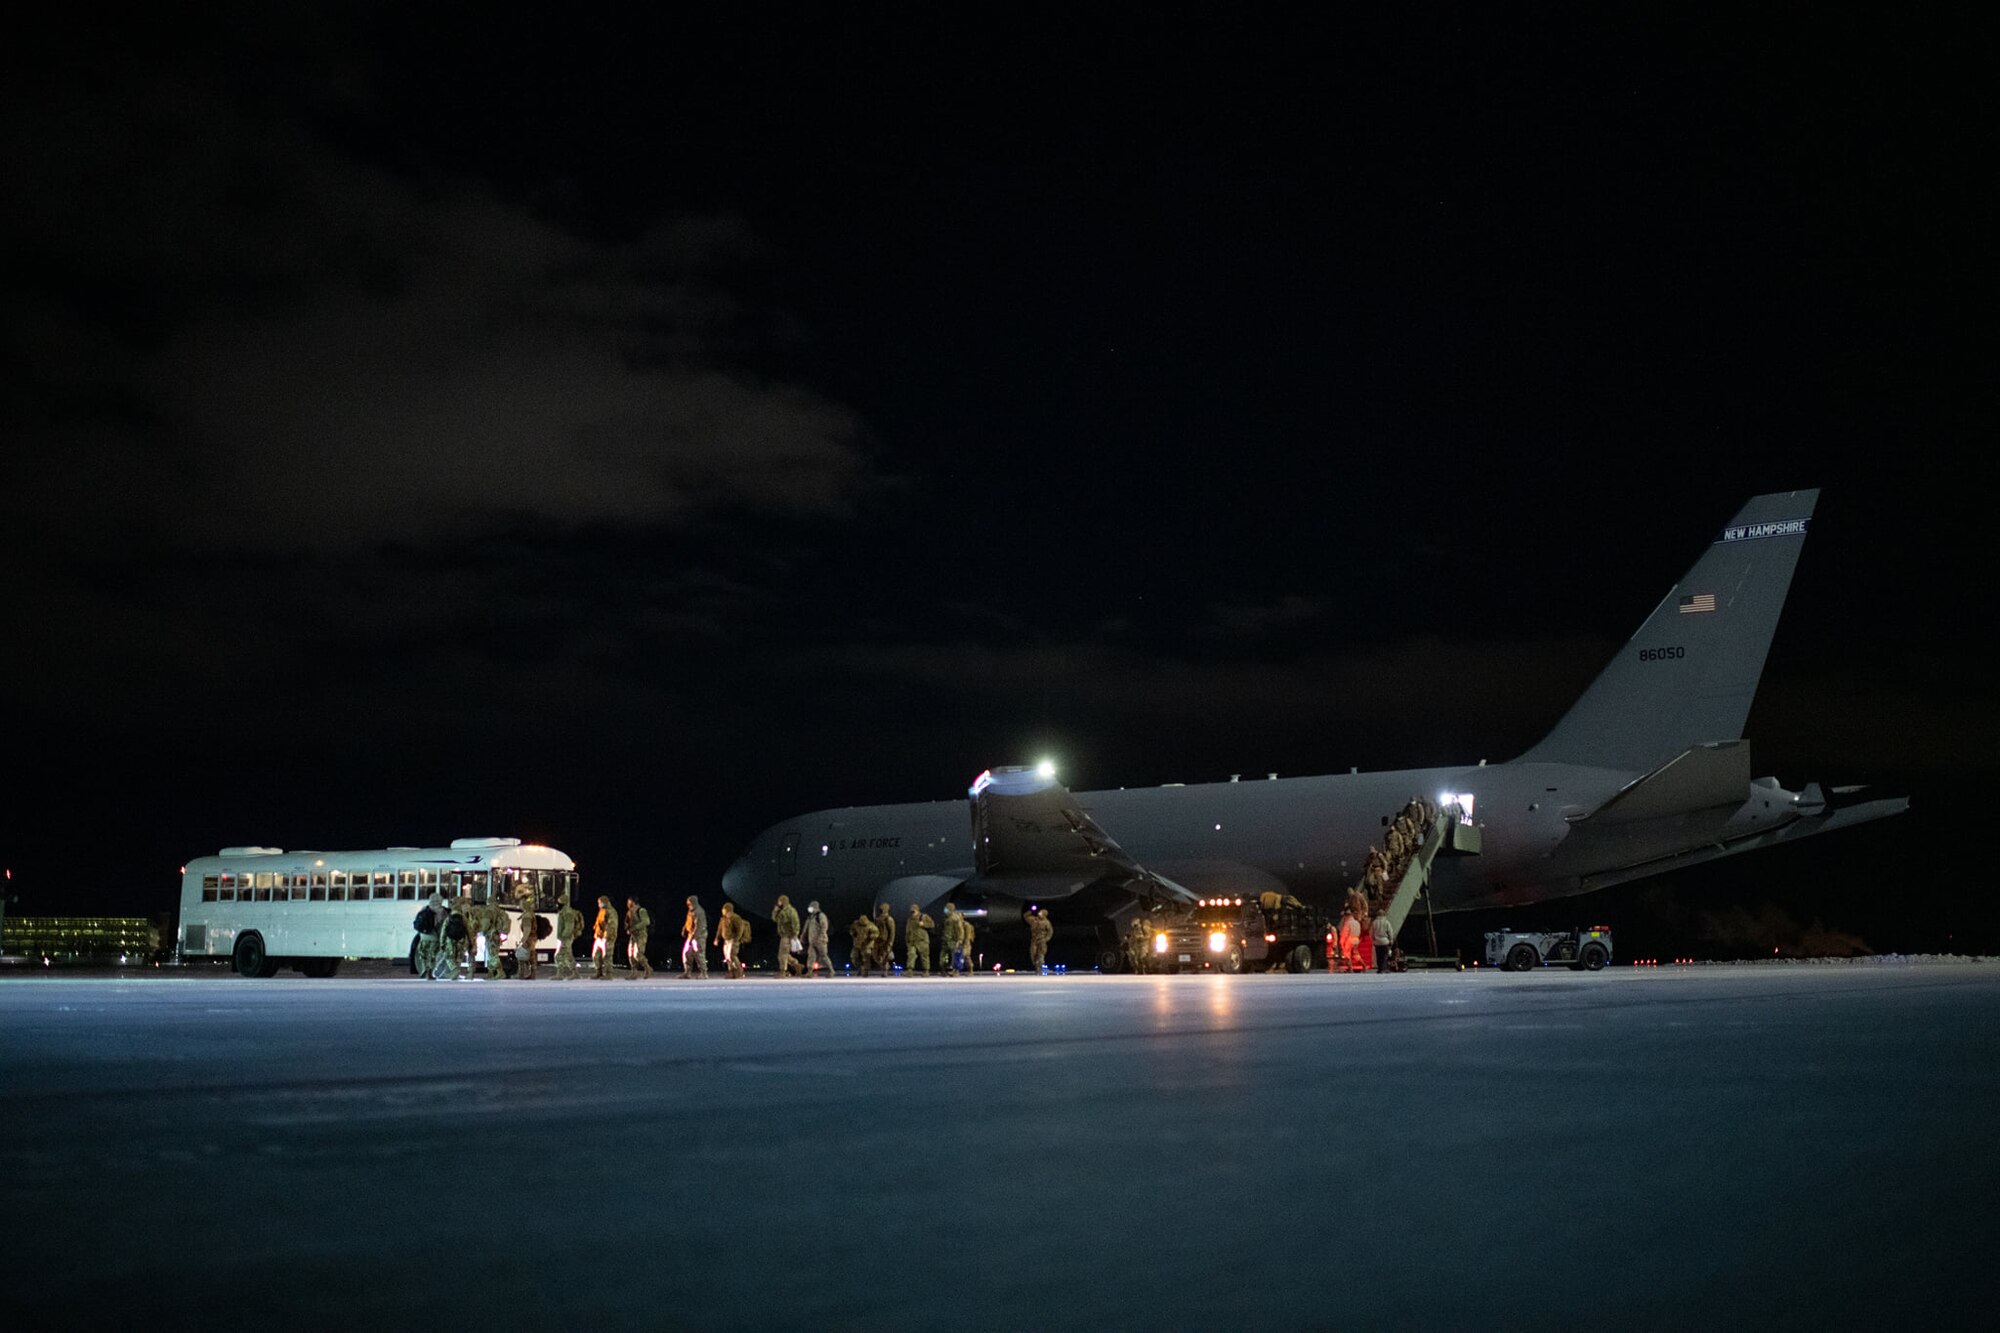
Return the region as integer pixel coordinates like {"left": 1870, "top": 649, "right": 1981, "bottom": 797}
{"left": 4, "top": 962, "right": 1998, "bottom": 1329}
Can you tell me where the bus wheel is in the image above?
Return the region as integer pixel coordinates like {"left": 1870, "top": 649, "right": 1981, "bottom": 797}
{"left": 233, "top": 932, "right": 275, "bottom": 978}
{"left": 409, "top": 939, "right": 422, "bottom": 975}
{"left": 1581, "top": 942, "right": 1609, "bottom": 972}
{"left": 1507, "top": 943, "right": 1539, "bottom": 972}
{"left": 299, "top": 958, "right": 340, "bottom": 978}
{"left": 1285, "top": 944, "right": 1313, "bottom": 973}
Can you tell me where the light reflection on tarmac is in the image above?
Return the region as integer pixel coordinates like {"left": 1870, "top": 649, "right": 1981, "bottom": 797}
{"left": 4, "top": 963, "right": 1997, "bottom": 1328}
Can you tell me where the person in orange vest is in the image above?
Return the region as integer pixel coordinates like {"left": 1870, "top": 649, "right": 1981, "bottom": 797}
{"left": 1337, "top": 908, "right": 1362, "bottom": 972}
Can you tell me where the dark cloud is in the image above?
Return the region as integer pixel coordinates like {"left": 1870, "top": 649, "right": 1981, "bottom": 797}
{"left": 1, "top": 88, "right": 869, "bottom": 557}
{"left": 1, "top": 20, "right": 877, "bottom": 733}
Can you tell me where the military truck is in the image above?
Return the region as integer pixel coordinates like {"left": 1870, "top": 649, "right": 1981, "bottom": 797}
{"left": 1485, "top": 925, "right": 1614, "bottom": 972}
{"left": 1147, "top": 895, "right": 1326, "bottom": 974}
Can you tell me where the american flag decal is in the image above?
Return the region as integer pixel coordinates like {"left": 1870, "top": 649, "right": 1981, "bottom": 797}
{"left": 1678, "top": 592, "right": 1717, "bottom": 614}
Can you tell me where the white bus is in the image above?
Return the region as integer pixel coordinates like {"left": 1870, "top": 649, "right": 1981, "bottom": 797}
{"left": 176, "top": 838, "right": 577, "bottom": 978}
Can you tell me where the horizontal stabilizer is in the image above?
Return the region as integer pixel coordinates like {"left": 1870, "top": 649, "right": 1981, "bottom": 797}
{"left": 1570, "top": 741, "right": 1752, "bottom": 826}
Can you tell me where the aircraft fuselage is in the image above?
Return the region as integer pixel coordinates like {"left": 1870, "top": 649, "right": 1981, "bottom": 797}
{"left": 720, "top": 761, "right": 1822, "bottom": 931}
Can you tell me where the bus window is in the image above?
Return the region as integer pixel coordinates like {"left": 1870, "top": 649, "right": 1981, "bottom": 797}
{"left": 442, "top": 871, "right": 461, "bottom": 895}
{"left": 374, "top": 872, "right": 395, "bottom": 900}
{"left": 419, "top": 869, "right": 437, "bottom": 891}
{"left": 309, "top": 873, "right": 327, "bottom": 902}
{"left": 251, "top": 872, "right": 271, "bottom": 902}
{"left": 292, "top": 875, "right": 309, "bottom": 900}
{"left": 782, "top": 833, "right": 800, "bottom": 875}
{"left": 464, "top": 871, "right": 489, "bottom": 900}
{"left": 398, "top": 871, "right": 418, "bottom": 900}
{"left": 329, "top": 872, "right": 347, "bottom": 901}
{"left": 202, "top": 875, "right": 220, "bottom": 903}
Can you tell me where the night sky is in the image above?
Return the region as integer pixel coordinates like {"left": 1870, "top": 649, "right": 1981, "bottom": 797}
{"left": 3, "top": 8, "right": 1988, "bottom": 952}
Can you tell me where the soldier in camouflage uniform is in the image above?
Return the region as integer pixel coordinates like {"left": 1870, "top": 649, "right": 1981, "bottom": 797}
{"left": 625, "top": 897, "right": 653, "bottom": 979}
{"left": 1123, "top": 915, "right": 1151, "bottom": 974}
{"left": 940, "top": 904, "right": 966, "bottom": 977}
{"left": 512, "top": 888, "right": 538, "bottom": 979}
{"left": 442, "top": 897, "right": 472, "bottom": 979}
{"left": 479, "top": 899, "right": 509, "bottom": 979}
{"left": 592, "top": 896, "right": 619, "bottom": 979}
{"left": 554, "top": 893, "right": 584, "bottom": 980}
{"left": 803, "top": 900, "right": 834, "bottom": 977}
{"left": 905, "top": 904, "right": 933, "bottom": 975}
{"left": 773, "top": 894, "right": 804, "bottom": 977}
{"left": 414, "top": 891, "right": 445, "bottom": 979}
{"left": 714, "top": 902, "right": 749, "bottom": 978}
{"left": 848, "top": 914, "right": 879, "bottom": 976}
{"left": 1027, "top": 907, "right": 1053, "bottom": 972}
{"left": 681, "top": 895, "right": 709, "bottom": 978}
{"left": 870, "top": 902, "right": 896, "bottom": 975}
{"left": 962, "top": 916, "right": 977, "bottom": 973}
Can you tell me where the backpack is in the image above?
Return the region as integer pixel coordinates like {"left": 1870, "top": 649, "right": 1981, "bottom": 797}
{"left": 413, "top": 906, "right": 436, "bottom": 933}
{"left": 444, "top": 912, "right": 468, "bottom": 942}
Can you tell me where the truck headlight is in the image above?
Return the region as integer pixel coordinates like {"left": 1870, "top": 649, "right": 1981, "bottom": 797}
{"left": 1208, "top": 931, "right": 1228, "bottom": 953}
{"left": 1153, "top": 933, "right": 1168, "bottom": 953}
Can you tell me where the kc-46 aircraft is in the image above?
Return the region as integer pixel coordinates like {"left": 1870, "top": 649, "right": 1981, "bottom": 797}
{"left": 721, "top": 490, "right": 1906, "bottom": 962}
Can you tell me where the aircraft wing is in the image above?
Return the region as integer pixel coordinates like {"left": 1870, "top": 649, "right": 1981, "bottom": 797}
{"left": 966, "top": 767, "right": 1197, "bottom": 904}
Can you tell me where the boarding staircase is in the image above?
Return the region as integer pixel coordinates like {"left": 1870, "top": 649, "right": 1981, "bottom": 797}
{"left": 1382, "top": 808, "right": 1481, "bottom": 956}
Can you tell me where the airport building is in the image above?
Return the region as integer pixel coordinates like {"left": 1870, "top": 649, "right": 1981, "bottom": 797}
{"left": 1, "top": 916, "right": 160, "bottom": 962}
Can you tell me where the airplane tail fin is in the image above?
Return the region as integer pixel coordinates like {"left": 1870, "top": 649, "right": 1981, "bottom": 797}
{"left": 1514, "top": 489, "right": 1819, "bottom": 773}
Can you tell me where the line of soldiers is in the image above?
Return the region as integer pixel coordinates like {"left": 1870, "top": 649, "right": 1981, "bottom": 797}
{"left": 831, "top": 902, "right": 1056, "bottom": 976}
{"left": 1331, "top": 795, "right": 1438, "bottom": 972}
{"left": 409, "top": 890, "right": 661, "bottom": 981}
{"left": 414, "top": 892, "right": 516, "bottom": 981}
{"left": 413, "top": 890, "right": 1066, "bottom": 980}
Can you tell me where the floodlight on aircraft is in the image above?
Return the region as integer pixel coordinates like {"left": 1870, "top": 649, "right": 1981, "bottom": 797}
{"left": 1036, "top": 758, "right": 1056, "bottom": 780}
